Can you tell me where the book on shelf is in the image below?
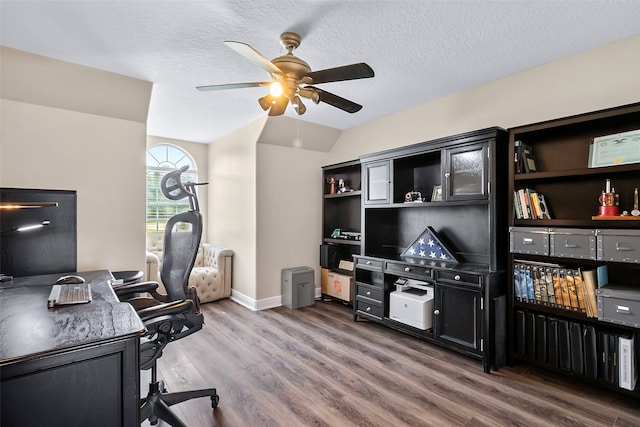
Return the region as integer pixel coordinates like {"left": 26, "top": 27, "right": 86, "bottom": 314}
{"left": 584, "top": 325, "right": 598, "bottom": 379}
{"left": 619, "top": 333, "right": 637, "bottom": 391}
{"left": 533, "top": 265, "right": 546, "bottom": 305}
{"left": 581, "top": 268, "right": 599, "bottom": 318}
{"left": 514, "top": 140, "right": 523, "bottom": 174}
{"left": 558, "top": 269, "right": 573, "bottom": 309}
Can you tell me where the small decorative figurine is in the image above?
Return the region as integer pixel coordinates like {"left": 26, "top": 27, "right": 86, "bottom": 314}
{"left": 327, "top": 177, "right": 337, "bottom": 195}
{"left": 598, "top": 179, "right": 619, "bottom": 216}
{"left": 632, "top": 188, "right": 640, "bottom": 216}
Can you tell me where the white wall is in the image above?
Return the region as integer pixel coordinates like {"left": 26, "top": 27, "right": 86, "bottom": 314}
{"left": 208, "top": 117, "right": 265, "bottom": 305}
{"left": 256, "top": 143, "right": 327, "bottom": 306}
{"left": 0, "top": 46, "right": 152, "bottom": 273}
{"left": 328, "top": 33, "right": 640, "bottom": 164}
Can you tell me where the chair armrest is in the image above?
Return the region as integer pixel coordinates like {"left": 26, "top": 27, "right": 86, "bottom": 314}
{"left": 114, "top": 280, "right": 158, "bottom": 299}
{"left": 137, "top": 299, "right": 193, "bottom": 323}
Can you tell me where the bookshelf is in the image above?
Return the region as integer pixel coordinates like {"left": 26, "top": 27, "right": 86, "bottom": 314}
{"left": 320, "top": 160, "right": 362, "bottom": 302}
{"left": 507, "top": 102, "right": 640, "bottom": 397}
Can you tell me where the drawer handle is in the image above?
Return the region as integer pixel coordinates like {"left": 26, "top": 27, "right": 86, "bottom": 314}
{"left": 564, "top": 240, "right": 577, "bottom": 248}
{"left": 445, "top": 172, "right": 451, "bottom": 178}
{"left": 616, "top": 305, "right": 631, "bottom": 314}
{"left": 366, "top": 261, "right": 372, "bottom": 265}
{"left": 366, "top": 306, "right": 372, "bottom": 312}
{"left": 404, "top": 267, "right": 411, "bottom": 272}
{"left": 616, "top": 242, "right": 632, "bottom": 251}
{"left": 454, "top": 275, "right": 461, "bottom": 281}
{"left": 434, "top": 309, "right": 440, "bottom": 315}
{"left": 522, "top": 238, "right": 534, "bottom": 245}
{"left": 366, "top": 291, "right": 372, "bottom": 296}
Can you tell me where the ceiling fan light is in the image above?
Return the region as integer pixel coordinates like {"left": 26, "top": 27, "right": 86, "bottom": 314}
{"left": 269, "top": 82, "right": 283, "bottom": 97}
{"left": 258, "top": 95, "right": 273, "bottom": 111}
{"left": 292, "top": 95, "right": 306, "bottom": 115}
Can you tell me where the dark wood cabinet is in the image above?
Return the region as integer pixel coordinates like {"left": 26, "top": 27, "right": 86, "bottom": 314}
{"left": 443, "top": 142, "right": 489, "bottom": 201}
{"left": 434, "top": 282, "right": 482, "bottom": 354}
{"left": 507, "top": 102, "right": 640, "bottom": 398}
{"left": 354, "top": 127, "right": 509, "bottom": 373}
{"left": 363, "top": 160, "right": 390, "bottom": 204}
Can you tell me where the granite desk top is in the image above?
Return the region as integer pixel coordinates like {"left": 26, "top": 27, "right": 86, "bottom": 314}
{"left": 0, "top": 270, "right": 146, "bottom": 366}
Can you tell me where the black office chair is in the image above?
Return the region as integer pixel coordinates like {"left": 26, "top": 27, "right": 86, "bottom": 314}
{"left": 115, "top": 166, "right": 218, "bottom": 426}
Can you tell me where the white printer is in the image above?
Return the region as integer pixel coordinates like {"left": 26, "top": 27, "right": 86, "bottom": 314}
{"left": 389, "top": 278, "right": 434, "bottom": 330}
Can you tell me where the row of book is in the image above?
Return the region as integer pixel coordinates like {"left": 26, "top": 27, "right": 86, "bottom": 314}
{"left": 515, "top": 311, "right": 637, "bottom": 390}
{"left": 513, "top": 260, "right": 608, "bottom": 318}
{"left": 513, "top": 188, "right": 551, "bottom": 220}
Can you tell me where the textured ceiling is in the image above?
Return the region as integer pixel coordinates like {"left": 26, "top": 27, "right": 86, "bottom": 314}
{"left": 1, "top": 1, "right": 639, "bottom": 144}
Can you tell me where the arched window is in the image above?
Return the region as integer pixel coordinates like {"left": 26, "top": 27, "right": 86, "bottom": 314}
{"left": 146, "top": 144, "right": 197, "bottom": 232}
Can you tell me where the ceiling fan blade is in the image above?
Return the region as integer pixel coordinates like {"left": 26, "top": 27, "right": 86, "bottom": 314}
{"left": 196, "top": 82, "right": 271, "bottom": 91}
{"left": 306, "top": 86, "right": 362, "bottom": 113}
{"left": 224, "top": 41, "right": 283, "bottom": 76}
{"left": 268, "top": 96, "right": 289, "bottom": 116}
{"left": 304, "top": 63, "right": 374, "bottom": 84}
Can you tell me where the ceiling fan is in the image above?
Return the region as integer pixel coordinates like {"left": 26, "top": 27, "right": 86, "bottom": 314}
{"left": 196, "top": 32, "right": 374, "bottom": 116}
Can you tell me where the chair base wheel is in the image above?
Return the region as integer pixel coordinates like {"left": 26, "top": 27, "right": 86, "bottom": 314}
{"left": 211, "top": 393, "right": 220, "bottom": 409}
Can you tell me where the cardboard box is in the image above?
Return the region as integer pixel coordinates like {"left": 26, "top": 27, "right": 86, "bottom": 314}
{"left": 322, "top": 269, "right": 353, "bottom": 302}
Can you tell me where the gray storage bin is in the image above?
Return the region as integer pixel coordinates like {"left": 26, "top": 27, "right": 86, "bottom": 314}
{"left": 509, "top": 227, "right": 549, "bottom": 255}
{"left": 282, "top": 266, "right": 315, "bottom": 309}
{"left": 597, "top": 285, "right": 640, "bottom": 328}
{"left": 596, "top": 229, "right": 640, "bottom": 263}
{"left": 549, "top": 228, "right": 596, "bottom": 260}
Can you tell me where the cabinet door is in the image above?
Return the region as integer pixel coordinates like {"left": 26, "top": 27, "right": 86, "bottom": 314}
{"left": 363, "top": 160, "right": 390, "bottom": 204}
{"left": 443, "top": 142, "right": 488, "bottom": 201}
{"left": 434, "top": 283, "right": 482, "bottom": 354}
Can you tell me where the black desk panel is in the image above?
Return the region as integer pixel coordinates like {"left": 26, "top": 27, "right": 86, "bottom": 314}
{"left": 0, "top": 270, "right": 145, "bottom": 427}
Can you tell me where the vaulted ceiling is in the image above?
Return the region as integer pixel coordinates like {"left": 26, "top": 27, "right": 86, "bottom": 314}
{"left": 1, "top": 1, "right": 639, "bottom": 144}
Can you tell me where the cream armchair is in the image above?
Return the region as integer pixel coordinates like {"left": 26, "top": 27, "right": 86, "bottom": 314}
{"left": 145, "top": 242, "right": 233, "bottom": 303}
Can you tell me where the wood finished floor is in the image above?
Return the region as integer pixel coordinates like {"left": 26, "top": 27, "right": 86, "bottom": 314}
{"left": 144, "top": 298, "right": 640, "bottom": 427}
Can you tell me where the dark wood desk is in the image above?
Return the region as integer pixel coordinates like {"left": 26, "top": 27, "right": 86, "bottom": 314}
{"left": 0, "top": 270, "right": 146, "bottom": 427}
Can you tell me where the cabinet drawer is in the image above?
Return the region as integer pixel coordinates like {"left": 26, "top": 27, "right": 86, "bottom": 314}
{"left": 435, "top": 270, "right": 482, "bottom": 288}
{"left": 355, "top": 296, "right": 383, "bottom": 319}
{"left": 385, "top": 261, "right": 433, "bottom": 279}
{"left": 356, "top": 257, "right": 384, "bottom": 270}
{"left": 597, "top": 286, "right": 640, "bottom": 328}
{"left": 356, "top": 282, "right": 383, "bottom": 302}
{"left": 549, "top": 228, "right": 596, "bottom": 260}
{"left": 597, "top": 229, "right": 640, "bottom": 263}
{"left": 509, "top": 227, "right": 549, "bottom": 255}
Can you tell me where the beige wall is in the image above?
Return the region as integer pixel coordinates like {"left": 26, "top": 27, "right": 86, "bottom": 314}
{"left": 256, "top": 143, "right": 327, "bottom": 306}
{"left": 328, "top": 33, "right": 640, "bottom": 164}
{"left": 0, "top": 46, "right": 152, "bottom": 273}
{"left": 208, "top": 117, "right": 265, "bottom": 304}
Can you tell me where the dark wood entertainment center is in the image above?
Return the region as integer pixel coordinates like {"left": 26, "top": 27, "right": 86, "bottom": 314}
{"left": 327, "top": 127, "right": 510, "bottom": 373}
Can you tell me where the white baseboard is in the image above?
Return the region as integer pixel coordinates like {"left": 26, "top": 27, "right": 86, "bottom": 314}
{"left": 230, "top": 287, "right": 322, "bottom": 311}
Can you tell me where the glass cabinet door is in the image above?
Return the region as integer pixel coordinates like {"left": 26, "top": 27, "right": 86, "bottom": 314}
{"left": 443, "top": 142, "right": 489, "bottom": 201}
{"left": 363, "top": 160, "right": 390, "bottom": 204}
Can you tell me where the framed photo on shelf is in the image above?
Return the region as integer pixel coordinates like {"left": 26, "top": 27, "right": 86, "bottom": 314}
{"left": 431, "top": 185, "right": 442, "bottom": 202}
{"left": 521, "top": 144, "right": 538, "bottom": 173}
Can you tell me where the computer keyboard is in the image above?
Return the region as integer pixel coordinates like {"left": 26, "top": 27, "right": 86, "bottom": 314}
{"left": 48, "top": 283, "right": 92, "bottom": 308}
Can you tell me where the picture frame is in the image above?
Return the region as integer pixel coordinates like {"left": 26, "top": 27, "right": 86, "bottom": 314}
{"left": 521, "top": 144, "right": 538, "bottom": 173}
{"left": 588, "top": 129, "right": 640, "bottom": 168}
{"left": 431, "top": 185, "right": 442, "bottom": 202}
